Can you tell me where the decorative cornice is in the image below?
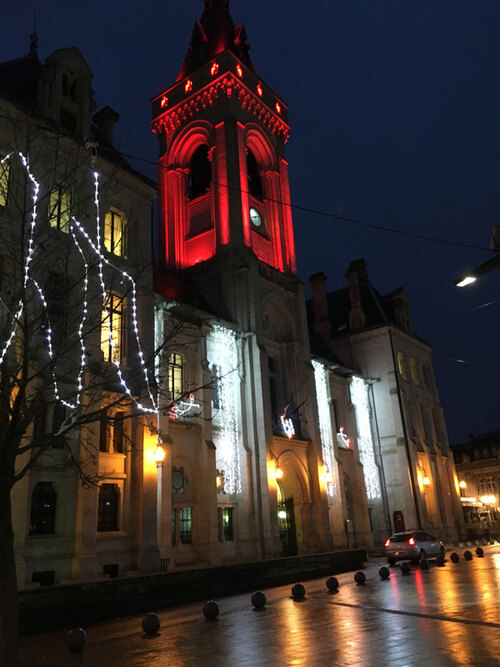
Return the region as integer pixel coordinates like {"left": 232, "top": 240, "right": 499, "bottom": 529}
{"left": 152, "top": 75, "right": 290, "bottom": 143}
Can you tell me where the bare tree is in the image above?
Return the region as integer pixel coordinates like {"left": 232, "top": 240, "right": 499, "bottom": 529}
{"left": 0, "top": 109, "right": 220, "bottom": 663}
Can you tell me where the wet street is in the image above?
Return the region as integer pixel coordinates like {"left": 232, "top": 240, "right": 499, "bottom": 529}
{"left": 20, "top": 545, "right": 500, "bottom": 666}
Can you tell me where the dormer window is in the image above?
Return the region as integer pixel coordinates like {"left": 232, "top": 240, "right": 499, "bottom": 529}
{"left": 62, "top": 70, "right": 77, "bottom": 101}
{"left": 246, "top": 148, "right": 263, "bottom": 200}
{"left": 188, "top": 145, "right": 211, "bottom": 200}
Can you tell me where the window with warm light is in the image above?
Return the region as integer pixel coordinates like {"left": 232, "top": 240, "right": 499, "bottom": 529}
{"left": 48, "top": 185, "right": 71, "bottom": 232}
{"left": 168, "top": 352, "right": 185, "bottom": 400}
{"left": 101, "top": 292, "right": 123, "bottom": 363}
{"left": 397, "top": 352, "right": 406, "bottom": 378}
{"left": 0, "top": 159, "right": 10, "bottom": 206}
{"left": 104, "top": 209, "right": 127, "bottom": 257}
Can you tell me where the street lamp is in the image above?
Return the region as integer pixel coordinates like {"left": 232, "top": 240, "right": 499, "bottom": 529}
{"left": 455, "top": 227, "right": 500, "bottom": 287}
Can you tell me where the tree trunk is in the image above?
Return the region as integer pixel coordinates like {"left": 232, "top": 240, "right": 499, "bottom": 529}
{"left": 0, "top": 481, "right": 19, "bottom": 666}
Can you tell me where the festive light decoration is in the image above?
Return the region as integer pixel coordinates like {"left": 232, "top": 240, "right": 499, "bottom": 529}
{"left": 169, "top": 393, "right": 200, "bottom": 420}
{"left": 312, "top": 360, "right": 336, "bottom": 496}
{"left": 275, "top": 102, "right": 281, "bottom": 114}
{"left": 235, "top": 63, "right": 243, "bottom": 77}
{"left": 280, "top": 413, "right": 295, "bottom": 439}
{"left": 0, "top": 152, "right": 158, "bottom": 419}
{"left": 207, "top": 325, "right": 241, "bottom": 494}
{"left": 337, "top": 426, "right": 351, "bottom": 449}
{"left": 350, "top": 376, "right": 381, "bottom": 500}
{"left": 210, "top": 62, "right": 219, "bottom": 76}
{"left": 185, "top": 79, "right": 193, "bottom": 93}
{"left": 256, "top": 83, "right": 263, "bottom": 97}
{"left": 160, "top": 95, "right": 168, "bottom": 108}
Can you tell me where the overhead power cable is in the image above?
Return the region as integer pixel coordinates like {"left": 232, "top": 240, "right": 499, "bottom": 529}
{"left": 116, "top": 149, "right": 490, "bottom": 252}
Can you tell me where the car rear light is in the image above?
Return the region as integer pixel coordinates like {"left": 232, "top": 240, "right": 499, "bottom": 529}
{"left": 384, "top": 538, "right": 390, "bottom": 547}
{"left": 408, "top": 537, "right": 415, "bottom": 546}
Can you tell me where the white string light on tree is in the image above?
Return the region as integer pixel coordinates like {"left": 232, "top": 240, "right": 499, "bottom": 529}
{"left": 0, "top": 151, "right": 158, "bottom": 418}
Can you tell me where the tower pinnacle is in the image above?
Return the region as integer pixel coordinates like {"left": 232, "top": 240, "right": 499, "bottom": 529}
{"left": 177, "top": 0, "right": 252, "bottom": 81}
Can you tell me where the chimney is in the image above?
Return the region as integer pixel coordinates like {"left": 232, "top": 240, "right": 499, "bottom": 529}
{"left": 309, "top": 272, "right": 330, "bottom": 337}
{"left": 93, "top": 106, "right": 120, "bottom": 147}
{"left": 345, "top": 259, "right": 368, "bottom": 331}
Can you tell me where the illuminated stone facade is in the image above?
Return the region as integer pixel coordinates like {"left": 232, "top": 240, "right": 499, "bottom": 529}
{"left": 308, "top": 261, "right": 464, "bottom": 542}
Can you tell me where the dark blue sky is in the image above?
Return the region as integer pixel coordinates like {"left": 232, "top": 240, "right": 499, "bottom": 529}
{"left": 2, "top": 1, "right": 499, "bottom": 443}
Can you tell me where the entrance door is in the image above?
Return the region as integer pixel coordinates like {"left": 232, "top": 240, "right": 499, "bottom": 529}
{"left": 278, "top": 497, "right": 298, "bottom": 556}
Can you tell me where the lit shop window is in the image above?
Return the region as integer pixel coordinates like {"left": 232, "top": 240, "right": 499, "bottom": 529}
{"left": 104, "top": 209, "right": 126, "bottom": 257}
{"left": 48, "top": 186, "right": 71, "bottom": 232}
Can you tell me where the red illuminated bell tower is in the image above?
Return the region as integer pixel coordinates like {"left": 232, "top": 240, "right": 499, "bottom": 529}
{"left": 151, "top": 0, "right": 296, "bottom": 283}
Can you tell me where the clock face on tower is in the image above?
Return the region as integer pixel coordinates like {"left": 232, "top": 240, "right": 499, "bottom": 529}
{"left": 249, "top": 207, "right": 262, "bottom": 228}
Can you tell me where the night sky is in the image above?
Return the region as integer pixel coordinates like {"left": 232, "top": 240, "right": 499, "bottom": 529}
{"left": 1, "top": 1, "right": 499, "bottom": 444}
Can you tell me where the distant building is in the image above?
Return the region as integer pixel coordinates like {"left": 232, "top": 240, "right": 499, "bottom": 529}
{"left": 308, "top": 261, "right": 464, "bottom": 542}
{"left": 452, "top": 431, "right": 500, "bottom": 538}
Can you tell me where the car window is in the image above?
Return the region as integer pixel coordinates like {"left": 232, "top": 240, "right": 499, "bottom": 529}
{"left": 390, "top": 533, "right": 412, "bottom": 542}
{"left": 423, "top": 533, "right": 435, "bottom": 541}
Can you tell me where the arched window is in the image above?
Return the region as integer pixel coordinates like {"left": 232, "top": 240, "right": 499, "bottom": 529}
{"left": 188, "top": 145, "right": 211, "bottom": 200}
{"left": 168, "top": 352, "right": 185, "bottom": 400}
{"left": 247, "top": 148, "right": 263, "bottom": 200}
{"left": 97, "top": 484, "right": 119, "bottom": 532}
{"left": 29, "top": 482, "right": 57, "bottom": 535}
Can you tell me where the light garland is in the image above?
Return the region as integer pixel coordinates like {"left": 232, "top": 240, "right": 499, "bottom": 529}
{"left": 350, "top": 376, "right": 381, "bottom": 501}
{"left": 312, "top": 360, "right": 336, "bottom": 496}
{"left": 0, "top": 152, "right": 158, "bottom": 418}
{"left": 207, "top": 325, "right": 241, "bottom": 494}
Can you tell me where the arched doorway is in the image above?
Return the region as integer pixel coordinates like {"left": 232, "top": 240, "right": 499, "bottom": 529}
{"left": 277, "top": 482, "right": 297, "bottom": 556}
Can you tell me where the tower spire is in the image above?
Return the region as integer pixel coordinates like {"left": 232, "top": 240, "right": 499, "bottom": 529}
{"left": 177, "top": 0, "right": 252, "bottom": 81}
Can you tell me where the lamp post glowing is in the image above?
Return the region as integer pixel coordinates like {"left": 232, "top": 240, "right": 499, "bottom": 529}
{"left": 459, "top": 480, "right": 467, "bottom": 489}
{"left": 154, "top": 444, "right": 165, "bottom": 465}
{"left": 423, "top": 476, "right": 431, "bottom": 486}
{"left": 274, "top": 465, "right": 283, "bottom": 480}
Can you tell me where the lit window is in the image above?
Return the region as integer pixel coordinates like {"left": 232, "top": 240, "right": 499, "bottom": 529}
{"left": 397, "top": 352, "right": 406, "bottom": 378}
{"left": 97, "top": 484, "right": 119, "bottom": 532}
{"left": 171, "top": 507, "right": 193, "bottom": 545}
{"left": 104, "top": 209, "right": 126, "bottom": 257}
{"left": 410, "top": 358, "right": 419, "bottom": 384}
{"left": 101, "top": 292, "right": 123, "bottom": 363}
{"left": 0, "top": 159, "right": 10, "bottom": 206}
{"left": 179, "top": 507, "right": 192, "bottom": 544}
{"left": 29, "top": 482, "right": 57, "bottom": 535}
{"left": 168, "top": 352, "right": 185, "bottom": 400}
{"left": 48, "top": 186, "right": 71, "bottom": 232}
{"left": 218, "top": 507, "right": 234, "bottom": 542}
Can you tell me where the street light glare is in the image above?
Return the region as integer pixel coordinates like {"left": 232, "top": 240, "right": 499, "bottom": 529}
{"left": 456, "top": 275, "right": 477, "bottom": 288}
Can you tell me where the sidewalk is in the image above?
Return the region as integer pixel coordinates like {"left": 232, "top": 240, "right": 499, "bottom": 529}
{"left": 20, "top": 545, "right": 500, "bottom": 666}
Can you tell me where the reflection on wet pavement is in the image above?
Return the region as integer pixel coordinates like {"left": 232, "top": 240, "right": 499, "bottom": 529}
{"left": 20, "top": 545, "right": 500, "bottom": 666}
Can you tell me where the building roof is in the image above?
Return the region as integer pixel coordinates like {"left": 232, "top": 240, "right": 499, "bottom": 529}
{"left": 177, "top": 0, "right": 254, "bottom": 81}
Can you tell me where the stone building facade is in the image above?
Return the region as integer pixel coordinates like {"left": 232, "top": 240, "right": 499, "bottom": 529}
{"left": 308, "top": 261, "right": 464, "bottom": 542}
